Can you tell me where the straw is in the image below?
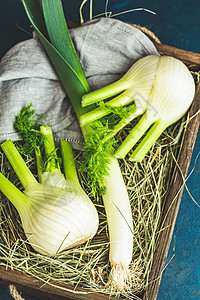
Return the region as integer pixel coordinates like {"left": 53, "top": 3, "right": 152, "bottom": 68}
{"left": 79, "top": 0, "right": 156, "bottom": 23}
{"left": 0, "top": 112, "right": 185, "bottom": 299}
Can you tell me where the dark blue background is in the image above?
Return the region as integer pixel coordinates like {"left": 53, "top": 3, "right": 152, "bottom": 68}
{"left": 0, "top": 1, "right": 199, "bottom": 299}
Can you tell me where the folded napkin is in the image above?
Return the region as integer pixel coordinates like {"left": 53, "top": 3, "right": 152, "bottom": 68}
{"left": 0, "top": 17, "right": 158, "bottom": 150}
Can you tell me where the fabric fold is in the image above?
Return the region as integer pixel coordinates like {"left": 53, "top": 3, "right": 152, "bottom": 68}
{"left": 0, "top": 17, "right": 158, "bottom": 150}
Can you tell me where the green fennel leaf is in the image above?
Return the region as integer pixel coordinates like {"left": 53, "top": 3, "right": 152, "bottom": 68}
{"left": 79, "top": 120, "right": 116, "bottom": 196}
{"left": 14, "top": 104, "right": 62, "bottom": 174}
{"left": 98, "top": 101, "right": 137, "bottom": 119}
{"left": 14, "top": 103, "right": 45, "bottom": 155}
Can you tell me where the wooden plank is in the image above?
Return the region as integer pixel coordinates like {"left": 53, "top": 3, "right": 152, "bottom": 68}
{"left": 0, "top": 266, "right": 119, "bottom": 300}
{"left": 155, "top": 42, "right": 200, "bottom": 70}
{"left": 129, "top": 23, "right": 200, "bottom": 71}
{"left": 143, "top": 81, "right": 200, "bottom": 300}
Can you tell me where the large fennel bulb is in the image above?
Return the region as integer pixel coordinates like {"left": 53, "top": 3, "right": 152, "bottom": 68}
{"left": 81, "top": 54, "right": 195, "bottom": 161}
{"left": 0, "top": 127, "right": 99, "bottom": 256}
{"left": 115, "top": 55, "right": 195, "bottom": 160}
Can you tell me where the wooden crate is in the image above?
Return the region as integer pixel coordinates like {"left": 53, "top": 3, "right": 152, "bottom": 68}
{"left": 0, "top": 42, "right": 200, "bottom": 300}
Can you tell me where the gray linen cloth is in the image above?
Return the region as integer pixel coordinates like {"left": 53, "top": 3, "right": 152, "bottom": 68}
{"left": 0, "top": 17, "right": 158, "bottom": 150}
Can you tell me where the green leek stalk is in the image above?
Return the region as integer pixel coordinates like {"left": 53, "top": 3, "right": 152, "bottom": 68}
{"left": 0, "top": 127, "right": 99, "bottom": 256}
{"left": 21, "top": 0, "right": 135, "bottom": 291}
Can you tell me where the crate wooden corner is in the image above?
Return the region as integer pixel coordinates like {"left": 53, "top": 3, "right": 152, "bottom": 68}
{"left": 0, "top": 41, "right": 200, "bottom": 300}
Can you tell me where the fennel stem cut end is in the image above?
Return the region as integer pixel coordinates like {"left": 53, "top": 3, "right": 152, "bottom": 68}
{"left": 0, "top": 172, "right": 29, "bottom": 214}
{"left": 1, "top": 139, "right": 37, "bottom": 189}
{"left": 81, "top": 78, "right": 130, "bottom": 107}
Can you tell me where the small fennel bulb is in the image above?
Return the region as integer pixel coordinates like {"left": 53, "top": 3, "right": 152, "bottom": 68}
{"left": 0, "top": 125, "right": 99, "bottom": 256}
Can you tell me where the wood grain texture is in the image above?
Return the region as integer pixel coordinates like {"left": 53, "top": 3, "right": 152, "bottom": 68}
{"left": 0, "top": 265, "right": 119, "bottom": 300}
{"left": 155, "top": 42, "right": 200, "bottom": 71}
{"left": 0, "top": 35, "right": 200, "bottom": 300}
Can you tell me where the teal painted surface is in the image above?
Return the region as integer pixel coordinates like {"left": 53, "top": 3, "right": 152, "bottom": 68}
{"left": 0, "top": 0, "right": 199, "bottom": 299}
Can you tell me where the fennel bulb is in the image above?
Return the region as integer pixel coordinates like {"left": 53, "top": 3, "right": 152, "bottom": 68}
{"left": 0, "top": 125, "right": 99, "bottom": 256}
{"left": 115, "top": 55, "right": 195, "bottom": 160}
{"left": 81, "top": 54, "right": 195, "bottom": 161}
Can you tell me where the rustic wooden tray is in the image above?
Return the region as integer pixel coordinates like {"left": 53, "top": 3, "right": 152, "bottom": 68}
{"left": 0, "top": 41, "right": 200, "bottom": 300}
